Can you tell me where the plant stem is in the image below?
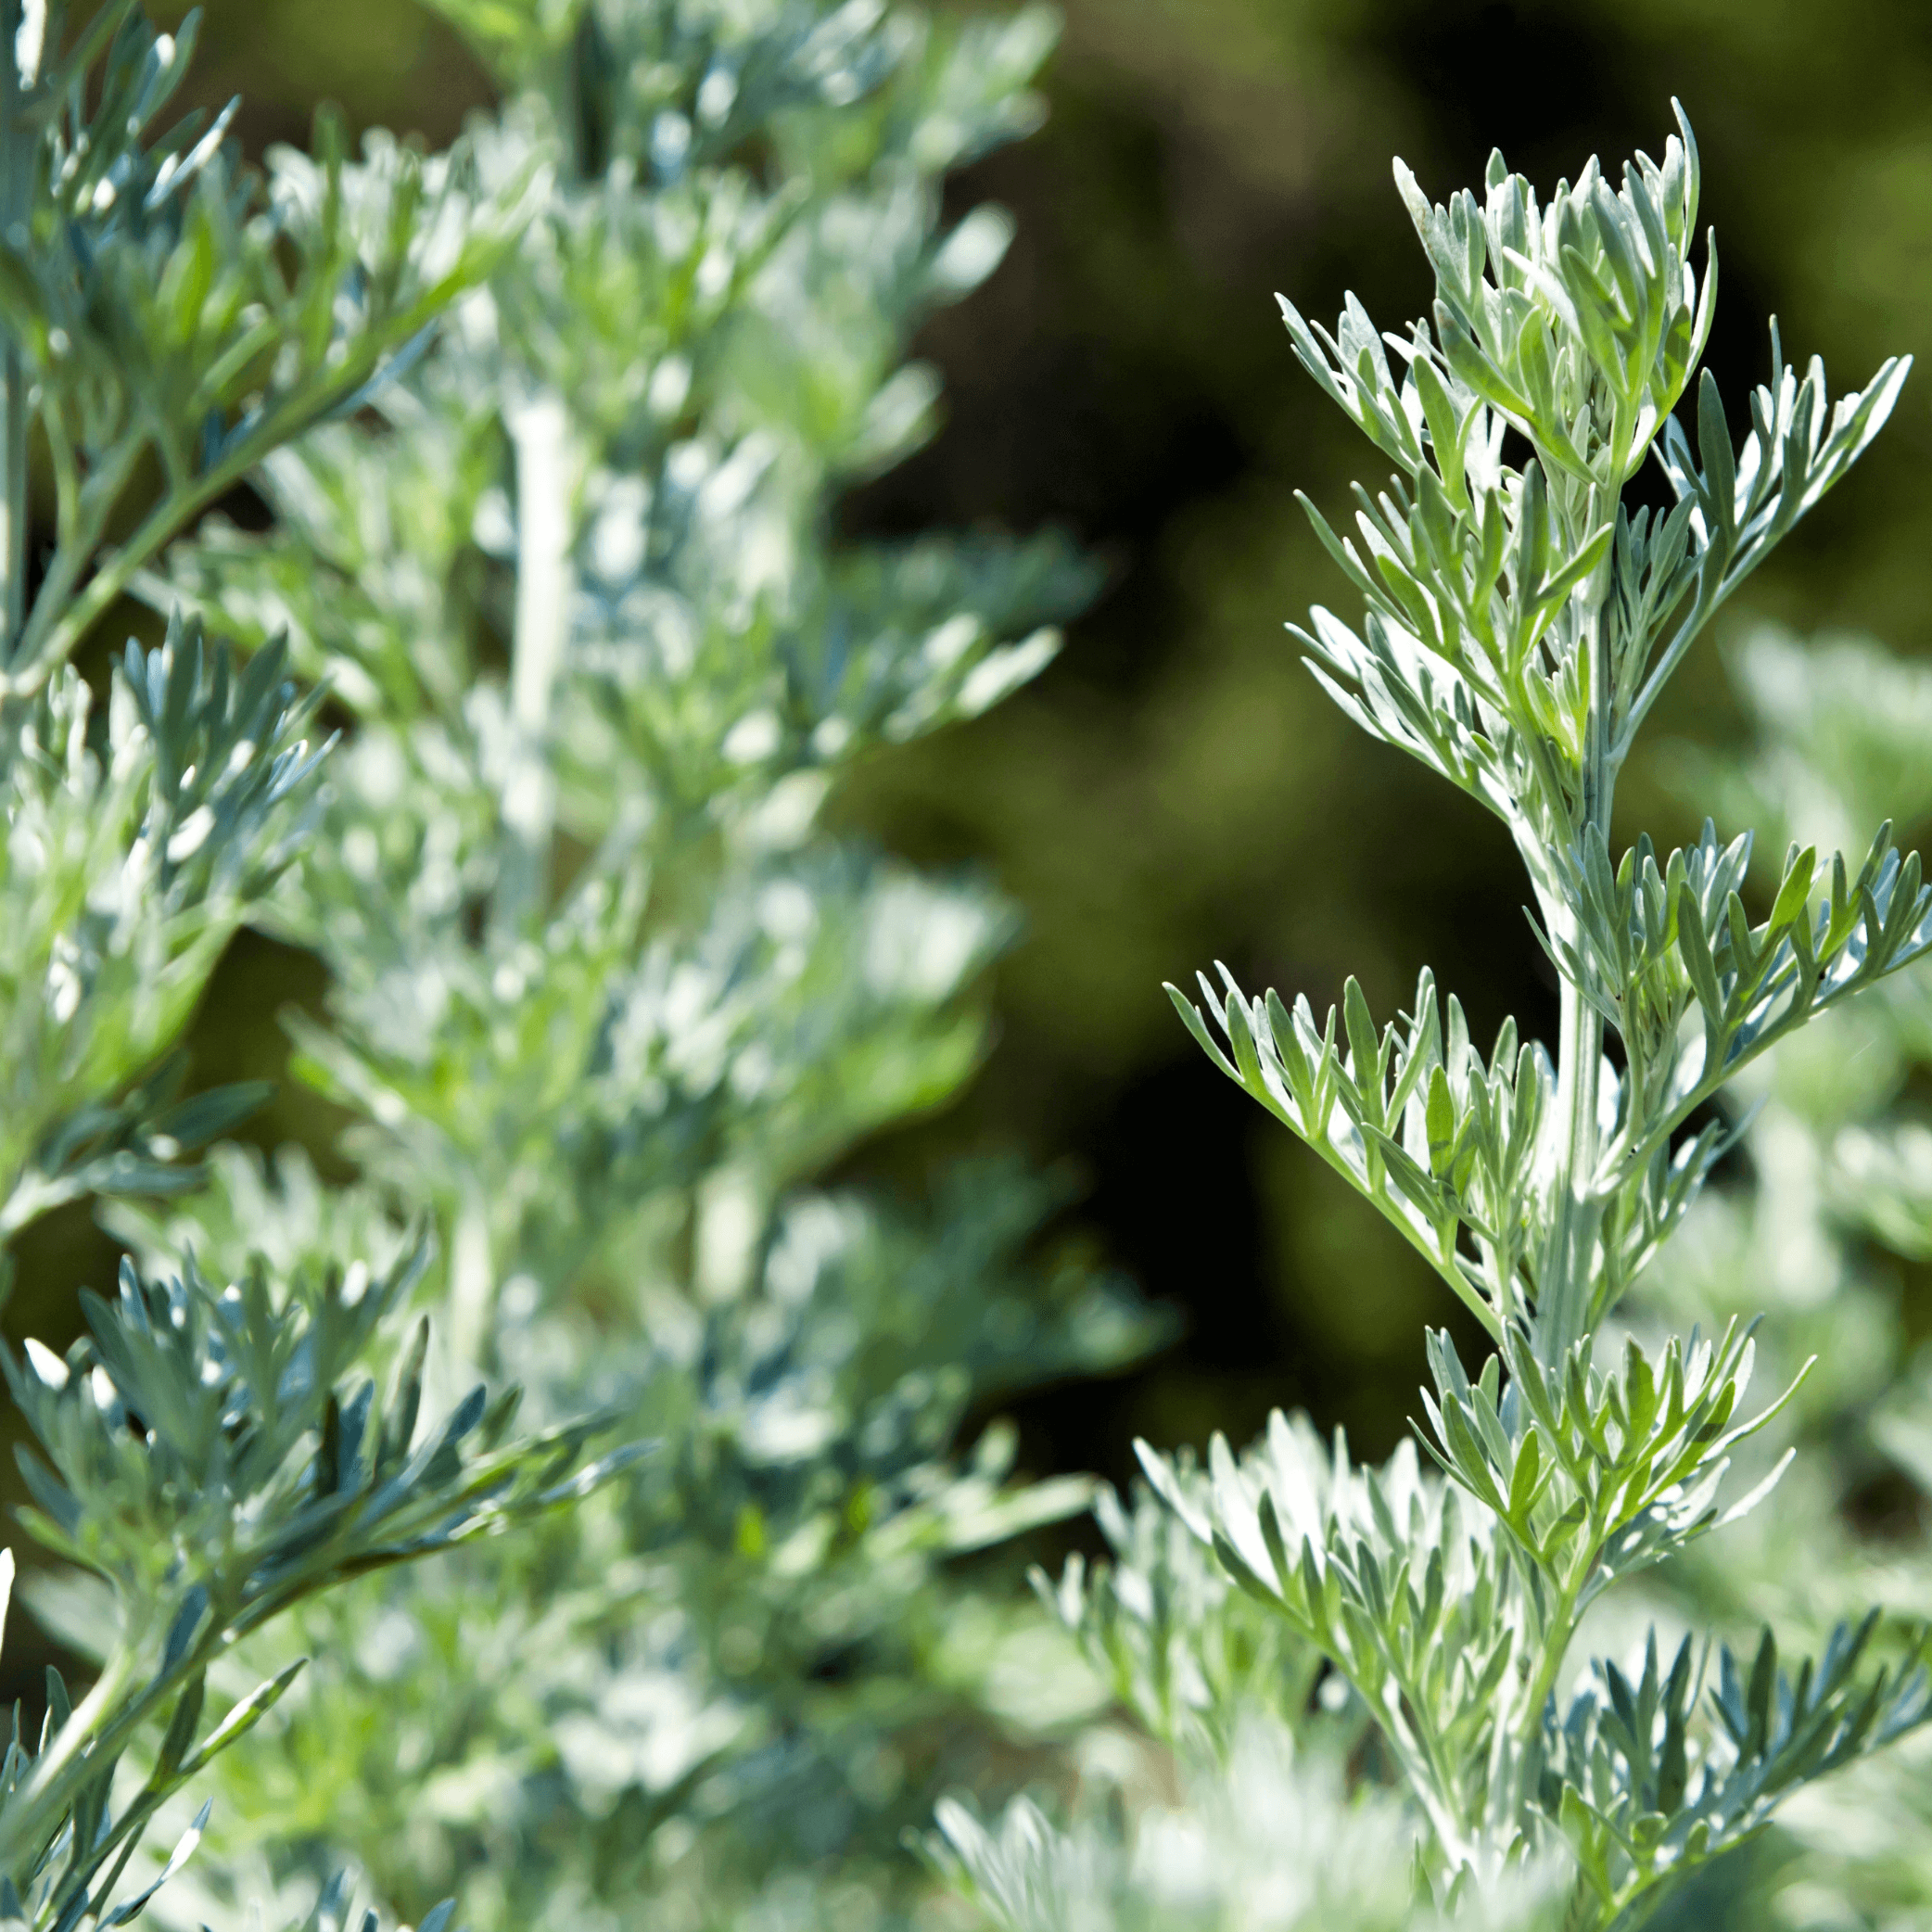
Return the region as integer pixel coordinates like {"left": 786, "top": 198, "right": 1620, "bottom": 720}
{"left": 489, "top": 13, "right": 587, "bottom": 944}
{"left": 491, "top": 389, "right": 572, "bottom": 942}
{"left": 447, "top": 1184, "right": 497, "bottom": 1379}
{"left": 1542, "top": 971, "right": 1604, "bottom": 1364}
{"left": 20, "top": 304, "right": 454, "bottom": 692}
{"left": 0, "top": 1642, "right": 134, "bottom": 1871}
{"left": 1519, "top": 1570, "right": 1584, "bottom": 1747}
{"left": 1536, "top": 481, "right": 1618, "bottom": 1368}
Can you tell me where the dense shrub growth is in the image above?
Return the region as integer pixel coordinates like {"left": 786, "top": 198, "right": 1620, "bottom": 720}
{"left": 0, "top": 5, "right": 1928, "bottom": 1929}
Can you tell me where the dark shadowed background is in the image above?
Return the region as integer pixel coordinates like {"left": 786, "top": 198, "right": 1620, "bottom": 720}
{"left": 17, "top": 0, "right": 1932, "bottom": 1506}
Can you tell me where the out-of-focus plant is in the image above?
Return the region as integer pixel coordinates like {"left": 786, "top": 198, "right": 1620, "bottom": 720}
{"left": 0, "top": 0, "right": 534, "bottom": 1221}
{"left": 0, "top": 0, "right": 539, "bottom": 695}
{"left": 934, "top": 1714, "right": 1567, "bottom": 1932}
{"left": 95, "top": 1, "right": 1159, "bottom": 1927}
{"left": 943, "top": 108, "right": 1932, "bottom": 1932}
{"left": 0, "top": 3, "right": 646, "bottom": 1925}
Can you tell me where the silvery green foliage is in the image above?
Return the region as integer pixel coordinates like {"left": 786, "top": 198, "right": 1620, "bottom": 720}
{"left": 0, "top": 0, "right": 538, "bottom": 691}
{"left": 1116, "top": 113, "right": 1932, "bottom": 1929}
{"left": 1035, "top": 1459, "right": 1333, "bottom": 1760}
{"left": 0, "top": 0, "right": 526, "bottom": 1208}
{"left": 0, "top": 618, "right": 323, "bottom": 1236}
{"left": 151, "top": 0, "right": 1096, "bottom": 1317}
{"left": 932, "top": 1719, "right": 1570, "bottom": 1932}
{"left": 117, "top": 2, "right": 1155, "bottom": 1927}
{"left": 0, "top": 6, "right": 653, "bottom": 1926}
{"left": 1587, "top": 627, "right": 1932, "bottom": 1927}
{"left": 122, "top": 1171, "right": 1138, "bottom": 1931}
{"left": 0, "top": 0, "right": 521, "bottom": 1231}
{"left": 0, "top": 1239, "right": 632, "bottom": 1931}
{"left": 1173, "top": 108, "right": 1921, "bottom": 1357}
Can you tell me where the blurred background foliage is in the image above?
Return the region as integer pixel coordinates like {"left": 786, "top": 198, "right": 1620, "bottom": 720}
{"left": 23, "top": 0, "right": 1932, "bottom": 1502}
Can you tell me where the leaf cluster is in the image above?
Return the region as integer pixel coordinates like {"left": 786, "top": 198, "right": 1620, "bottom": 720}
{"left": 1418, "top": 1324, "right": 1799, "bottom": 1612}
{"left": 0, "top": 616, "right": 324, "bottom": 1239}
{"left": 1548, "top": 1618, "right": 1927, "bottom": 1924}
{"left": 111, "top": 1164, "right": 1150, "bottom": 1926}
{"left": 0, "top": 1240, "right": 638, "bottom": 1928}
{"left": 1170, "top": 809, "right": 1932, "bottom": 1352}
{"left": 1171, "top": 964, "right": 1549, "bottom": 1337}
{"left": 0, "top": 2, "right": 537, "bottom": 687}
{"left": 1281, "top": 108, "right": 1905, "bottom": 862}
{"left": 1137, "top": 1328, "right": 1919, "bottom": 1924}
{"left": 1034, "top": 1464, "right": 1327, "bottom": 1759}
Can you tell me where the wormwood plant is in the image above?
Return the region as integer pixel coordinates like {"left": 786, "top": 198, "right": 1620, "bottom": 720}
{"left": 942, "top": 108, "right": 1932, "bottom": 1930}
{"left": 45, "top": 1, "right": 1159, "bottom": 1928}
{"left": 0, "top": 2, "right": 639, "bottom": 1926}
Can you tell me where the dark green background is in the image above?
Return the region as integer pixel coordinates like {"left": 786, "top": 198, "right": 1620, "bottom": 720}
{"left": 27, "top": 0, "right": 1932, "bottom": 1493}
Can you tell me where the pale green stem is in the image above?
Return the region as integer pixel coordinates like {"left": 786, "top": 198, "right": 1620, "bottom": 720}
{"left": 1541, "top": 963, "right": 1603, "bottom": 1363}
{"left": 446, "top": 1184, "right": 497, "bottom": 1379}
{"left": 0, "top": 1167, "right": 81, "bottom": 1239}
{"left": 1516, "top": 458, "right": 1627, "bottom": 1817}
{"left": 1519, "top": 1569, "right": 1585, "bottom": 1742}
{"left": 491, "top": 390, "right": 572, "bottom": 942}
{"left": 0, "top": 1640, "right": 134, "bottom": 1869}
{"left": 486, "top": 0, "right": 586, "bottom": 943}
{"left": 1535, "top": 481, "right": 1618, "bottom": 1369}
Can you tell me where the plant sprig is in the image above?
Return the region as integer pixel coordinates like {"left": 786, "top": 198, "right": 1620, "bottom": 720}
{"left": 1132, "top": 103, "right": 1932, "bottom": 1926}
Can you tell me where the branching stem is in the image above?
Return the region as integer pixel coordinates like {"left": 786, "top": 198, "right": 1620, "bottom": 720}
{"left": 1537, "top": 473, "right": 1619, "bottom": 1367}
